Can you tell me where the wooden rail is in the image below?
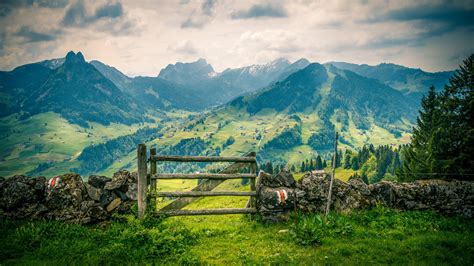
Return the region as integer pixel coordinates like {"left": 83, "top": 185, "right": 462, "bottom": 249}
{"left": 157, "top": 191, "right": 257, "bottom": 197}
{"left": 137, "top": 144, "right": 258, "bottom": 219}
{"left": 151, "top": 155, "right": 256, "bottom": 163}
{"left": 151, "top": 173, "right": 256, "bottom": 180}
{"left": 155, "top": 208, "right": 258, "bottom": 216}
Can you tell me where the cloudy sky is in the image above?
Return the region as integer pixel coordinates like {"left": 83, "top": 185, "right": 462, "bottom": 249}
{"left": 0, "top": 0, "right": 473, "bottom": 76}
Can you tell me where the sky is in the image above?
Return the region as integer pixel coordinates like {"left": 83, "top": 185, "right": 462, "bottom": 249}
{"left": 0, "top": 0, "right": 473, "bottom": 77}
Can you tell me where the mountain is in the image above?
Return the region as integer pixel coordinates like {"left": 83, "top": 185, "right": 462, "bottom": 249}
{"left": 328, "top": 62, "right": 453, "bottom": 99}
{"left": 0, "top": 62, "right": 53, "bottom": 116}
{"left": 232, "top": 63, "right": 416, "bottom": 128}
{"left": 156, "top": 57, "right": 311, "bottom": 106}
{"left": 158, "top": 58, "right": 216, "bottom": 84}
{"left": 1, "top": 51, "right": 146, "bottom": 127}
{"left": 90, "top": 60, "right": 131, "bottom": 92}
{"left": 91, "top": 60, "right": 209, "bottom": 111}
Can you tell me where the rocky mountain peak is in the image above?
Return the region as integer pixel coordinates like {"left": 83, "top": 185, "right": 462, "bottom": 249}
{"left": 65, "top": 51, "right": 86, "bottom": 65}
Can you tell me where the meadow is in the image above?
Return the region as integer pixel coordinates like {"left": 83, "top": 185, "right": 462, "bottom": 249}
{"left": 2, "top": 202, "right": 472, "bottom": 264}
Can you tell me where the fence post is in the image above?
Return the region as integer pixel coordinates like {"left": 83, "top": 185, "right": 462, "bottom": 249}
{"left": 246, "top": 152, "right": 257, "bottom": 210}
{"left": 137, "top": 144, "right": 147, "bottom": 219}
{"left": 150, "top": 148, "right": 157, "bottom": 189}
{"left": 325, "top": 132, "right": 338, "bottom": 216}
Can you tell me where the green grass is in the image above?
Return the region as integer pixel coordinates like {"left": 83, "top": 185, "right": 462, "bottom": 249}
{"left": 0, "top": 112, "right": 145, "bottom": 177}
{"left": 2, "top": 204, "right": 472, "bottom": 265}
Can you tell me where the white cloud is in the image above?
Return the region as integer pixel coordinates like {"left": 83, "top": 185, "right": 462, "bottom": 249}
{"left": 0, "top": 0, "right": 472, "bottom": 74}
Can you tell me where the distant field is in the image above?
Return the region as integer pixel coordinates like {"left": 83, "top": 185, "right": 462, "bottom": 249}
{"left": 1, "top": 105, "right": 411, "bottom": 178}
{"left": 0, "top": 112, "right": 145, "bottom": 177}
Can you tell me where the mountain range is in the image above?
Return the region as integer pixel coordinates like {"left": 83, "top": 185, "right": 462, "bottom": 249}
{"left": 0, "top": 51, "right": 455, "bottom": 177}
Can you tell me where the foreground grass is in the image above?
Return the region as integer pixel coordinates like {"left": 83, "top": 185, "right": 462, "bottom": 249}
{"left": 1, "top": 206, "right": 473, "bottom": 265}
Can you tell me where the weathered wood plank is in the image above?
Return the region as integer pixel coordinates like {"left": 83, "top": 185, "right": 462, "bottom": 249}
{"left": 247, "top": 162, "right": 257, "bottom": 209}
{"left": 155, "top": 208, "right": 257, "bottom": 216}
{"left": 151, "top": 155, "right": 256, "bottom": 163}
{"left": 157, "top": 191, "right": 257, "bottom": 197}
{"left": 158, "top": 152, "right": 256, "bottom": 212}
{"left": 152, "top": 173, "right": 256, "bottom": 180}
{"left": 137, "top": 144, "right": 147, "bottom": 219}
{"left": 150, "top": 148, "right": 157, "bottom": 193}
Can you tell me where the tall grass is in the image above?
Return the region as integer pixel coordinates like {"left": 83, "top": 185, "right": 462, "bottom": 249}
{"left": 0, "top": 215, "right": 196, "bottom": 264}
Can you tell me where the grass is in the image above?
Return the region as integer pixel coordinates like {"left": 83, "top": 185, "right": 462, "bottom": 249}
{"left": 2, "top": 204, "right": 472, "bottom": 265}
{"left": 0, "top": 112, "right": 145, "bottom": 177}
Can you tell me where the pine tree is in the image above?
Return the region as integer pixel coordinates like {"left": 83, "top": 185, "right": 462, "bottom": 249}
{"left": 323, "top": 160, "right": 327, "bottom": 168}
{"left": 438, "top": 54, "right": 474, "bottom": 179}
{"left": 301, "top": 161, "right": 306, "bottom": 172}
{"left": 309, "top": 159, "right": 314, "bottom": 171}
{"left": 351, "top": 155, "right": 359, "bottom": 170}
{"left": 343, "top": 150, "right": 352, "bottom": 169}
{"left": 399, "top": 54, "right": 473, "bottom": 181}
{"left": 315, "top": 155, "right": 323, "bottom": 170}
{"left": 399, "top": 86, "right": 441, "bottom": 181}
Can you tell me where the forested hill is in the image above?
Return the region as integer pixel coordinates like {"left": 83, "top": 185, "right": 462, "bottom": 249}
{"left": 231, "top": 63, "right": 416, "bottom": 133}
{"left": 328, "top": 61, "right": 454, "bottom": 101}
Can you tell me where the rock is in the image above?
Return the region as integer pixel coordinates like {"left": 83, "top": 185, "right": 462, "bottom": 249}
{"left": 260, "top": 168, "right": 296, "bottom": 188}
{"left": 258, "top": 187, "right": 296, "bottom": 211}
{"left": 85, "top": 183, "right": 101, "bottom": 201}
{"left": 106, "top": 198, "right": 122, "bottom": 212}
{"left": 88, "top": 175, "right": 111, "bottom": 189}
{"left": 46, "top": 173, "right": 87, "bottom": 210}
{"left": 257, "top": 169, "right": 297, "bottom": 222}
{"left": 126, "top": 182, "right": 137, "bottom": 200}
{"left": 0, "top": 170, "right": 139, "bottom": 224}
{"left": 104, "top": 170, "right": 129, "bottom": 191}
{"left": 99, "top": 190, "right": 116, "bottom": 207}
{"left": 0, "top": 175, "right": 46, "bottom": 212}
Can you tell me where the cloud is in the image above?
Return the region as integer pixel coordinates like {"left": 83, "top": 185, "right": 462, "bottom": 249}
{"left": 61, "top": 0, "right": 87, "bottom": 26}
{"left": 181, "top": 0, "right": 217, "bottom": 28}
{"left": 94, "top": 2, "right": 122, "bottom": 19}
{"left": 181, "top": 16, "right": 206, "bottom": 28}
{"left": 201, "top": 0, "right": 216, "bottom": 16}
{"left": 171, "top": 40, "right": 198, "bottom": 55}
{"left": 368, "top": 4, "right": 474, "bottom": 26}
{"left": 14, "top": 26, "right": 61, "bottom": 43}
{"left": 231, "top": 3, "right": 287, "bottom": 19}
{"left": 62, "top": 0, "right": 124, "bottom": 27}
{"left": 0, "top": 0, "right": 69, "bottom": 17}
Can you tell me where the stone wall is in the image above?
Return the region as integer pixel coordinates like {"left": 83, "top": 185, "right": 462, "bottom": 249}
{"left": 257, "top": 169, "right": 474, "bottom": 221}
{"left": 0, "top": 170, "right": 137, "bottom": 224}
{"left": 1, "top": 169, "right": 473, "bottom": 224}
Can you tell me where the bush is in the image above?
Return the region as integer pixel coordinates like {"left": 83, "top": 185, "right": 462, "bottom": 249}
{"left": 290, "top": 212, "right": 353, "bottom": 246}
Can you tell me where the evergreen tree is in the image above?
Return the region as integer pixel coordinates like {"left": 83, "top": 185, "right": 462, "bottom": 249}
{"left": 399, "top": 54, "right": 474, "bottom": 181}
{"left": 438, "top": 54, "right": 474, "bottom": 178}
{"left": 301, "top": 161, "right": 306, "bottom": 172}
{"left": 343, "top": 150, "right": 352, "bottom": 169}
{"left": 315, "top": 155, "right": 323, "bottom": 170}
{"left": 323, "top": 160, "right": 327, "bottom": 168}
{"left": 265, "top": 162, "right": 274, "bottom": 174}
{"left": 399, "top": 86, "right": 441, "bottom": 181}
{"left": 309, "top": 159, "right": 314, "bottom": 171}
{"left": 351, "top": 155, "right": 359, "bottom": 170}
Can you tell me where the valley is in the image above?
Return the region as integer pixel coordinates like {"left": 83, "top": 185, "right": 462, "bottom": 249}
{"left": 0, "top": 51, "right": 453, "bottom": 179}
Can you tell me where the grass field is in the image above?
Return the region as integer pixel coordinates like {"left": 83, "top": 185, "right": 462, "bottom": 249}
{"left": 0, "top": 112, "right": 146, "bottom": 177}
{"left": 2, "top": 195, "right": 473, "bottom": 265}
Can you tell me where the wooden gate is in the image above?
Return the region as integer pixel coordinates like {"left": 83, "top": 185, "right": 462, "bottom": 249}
{"left": 136, "top": 144, "right": 258, "bottom": 218}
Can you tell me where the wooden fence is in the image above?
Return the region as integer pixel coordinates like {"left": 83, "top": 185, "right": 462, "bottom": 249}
{"left": 137, "top": 144, "right": 258, "bottom": 218}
